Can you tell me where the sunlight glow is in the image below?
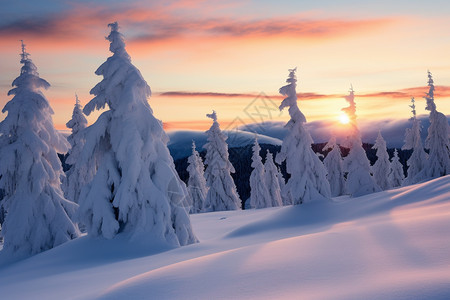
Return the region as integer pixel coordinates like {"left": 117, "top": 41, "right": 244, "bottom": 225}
{"left": 339, "top": 113, "right": 350, "bottom": 124}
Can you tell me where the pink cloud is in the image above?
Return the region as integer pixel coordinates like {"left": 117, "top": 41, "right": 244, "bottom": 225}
{"left": 157, "top": 85, "right": 450, "bottom": 102}
{"left": 0, "top": 4, "right": 396, "bottom": 47}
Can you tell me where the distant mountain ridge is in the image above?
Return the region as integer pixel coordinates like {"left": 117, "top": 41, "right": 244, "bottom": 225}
{"left": 167, "top": 129, "right": 282, "bottom": 160}
{"left": 237, "top": 116, "right": 450, "bottom": 148}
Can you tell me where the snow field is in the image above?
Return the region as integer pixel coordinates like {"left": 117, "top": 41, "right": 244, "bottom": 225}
{"left": 0, "top": 176, "right": 449, "bottom": 299}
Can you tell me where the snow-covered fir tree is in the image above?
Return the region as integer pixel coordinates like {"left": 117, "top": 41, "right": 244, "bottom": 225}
{"left": 323, "top": 136, "right": 346, "bottom": 197}
{"left": 402, "top": 97, "right": 428, "bottom": 185}
{"left": 187, "top": 141, "right": 208, "bottom": 214}
{"left": 421, "top": 71, "right": 450, "bottom": 179}
{"left": 372, "top": 131, "right": 392, "bottom": 190}
{"left": 276, "top": 162, "right": 288, "bottom": 205}
{"left": 275, "top": 68, "right": 331, "bottom": 204}
{"left": 77, "top": 23, "right": 197, "bottom": 246}
{"left": 389, "top": 149, "right": 405, "bottom": 188}
{"left": 63, "top": 94, "right": 88, "bottom": 204}
{"left": 0, "top": 42, "right": 79, "bottom": 257}
{"left": 264, "top": 150, "right": 283, "bottom": 207}
{"left": 342, "top": 87, "right": 381, "bottom": 197}
{"left": 249, "top": 138, "right": 271, "bottom": 209}
{"left": 203, "top": 111, "right": 241, "bottom": 211}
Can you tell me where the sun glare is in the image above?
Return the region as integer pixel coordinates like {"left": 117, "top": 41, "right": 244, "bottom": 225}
{"left": 339, "top": 113, "right": 350, "bottom": 124}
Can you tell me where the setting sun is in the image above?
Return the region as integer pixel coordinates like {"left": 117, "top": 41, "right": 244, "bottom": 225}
{"left": 339, "top": 113, "right": 350, "bottom": 124}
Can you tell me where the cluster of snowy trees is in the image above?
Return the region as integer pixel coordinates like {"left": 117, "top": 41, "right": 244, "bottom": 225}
{"left": 0, "top": 23, "right": 197, "bottom": 259}
{"left": 0, "top": 23, "right": 448, "bottom": 260}
{"left": 315, "top": 71, "right": 448, "bottom": 198}
{"left": 186, "top": 68, "right": 448, "bottom": 213}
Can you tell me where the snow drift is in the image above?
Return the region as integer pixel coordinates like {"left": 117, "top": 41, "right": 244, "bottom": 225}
{"left": 0, "top": 176, "right": 449, "bottom": 299}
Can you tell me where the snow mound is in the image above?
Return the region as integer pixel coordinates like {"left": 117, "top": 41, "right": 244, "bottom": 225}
{"left": 0, "top": 176, "right": 449, "bottom": 299}
{"left": 101, "top": 176, "right": 450, "bottom": 300}
{"left": 167, "top": 129, "right": 282, "bottom": 160}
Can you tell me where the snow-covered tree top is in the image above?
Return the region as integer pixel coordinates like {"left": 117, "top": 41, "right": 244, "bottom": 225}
{"left": 342, "top": 85, "right": 356, "bottom": 123}
{"left": 323, "top": 135, "right": 338, "bottom": 151}
{"left": 251, "top": 137, "right": 262, "bottom": 168}
{"left": 107, "top": 22, "right": 130, "bottom": 60}
{"left": 7, "top": 41, "right": 50, "bottom": 97}
{"left": 341, "top": 85, "right": 360, "bottom": 139}
{"left": 373, "top": 131, "right": 387, "bottom": 151}
{"left": 279, "top": 67, "right": 306, "bottom": 124}
{"left": 84, "top": 22, "right": 151, "bottom": 114}
{"left": 66, "top": 94, "right": 88, "bottom": 133}
{"left": 425, "top": 71, "right": 436, "bottom": 113}
{"left": 409, "top": 97, "right": 416, "bottom": 120}
{"left": 206, "top": 110, "right": 217, "bottom": 122}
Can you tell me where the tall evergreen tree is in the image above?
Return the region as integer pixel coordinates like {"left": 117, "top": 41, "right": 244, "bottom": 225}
{"left": 187, "top": 141, "right": 208, "bottom": 214}
{"left": 249, "top": 138, "right": 271, "bottom": 209}
{"left": 203, "top": 111, "right": 241, "bottom": 211}
{"left": 276, "top": 163, "right": 287, "bottom": 205}
{"left": 389, "top": 149, "right": 405, "bottom": 188}
{"left": 372, "top": 131, "right": 392, "bottom": 190}
{"left": 323, "top": 136, "right": 346, "bottom": 197}
{"left": 0, "top": 42, "right": 79, "bottom": 257}
{"left": 421, "top": 71, "right": 450, "bottom": 179}
{"left": 264, "top": 150, "right": 283, "bottom": 207}
{"left": 64, "top": 94, "right": 88, "bottom": 204}
{"left": 275, "top": 68, "right": 331, "bottom": 204}
{"left": 77, "top": 23, "right": 197, "bottom": 246}
{"left": 402, "top": 97, "right": 428, "bottom": 185}
{"left": 342, "top": 87, "right": 381, "bottom": 197}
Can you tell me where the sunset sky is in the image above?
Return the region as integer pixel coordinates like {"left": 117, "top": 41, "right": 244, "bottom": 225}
{"left": 0, "top": 0, "right": 449, "bottom": 132}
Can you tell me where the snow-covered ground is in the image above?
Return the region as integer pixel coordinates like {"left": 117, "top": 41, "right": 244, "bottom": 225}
{"left": 0, "top": 176, "right": 449, "bottom": 299}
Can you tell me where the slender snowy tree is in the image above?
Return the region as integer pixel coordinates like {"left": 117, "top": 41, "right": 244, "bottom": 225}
{"left": 323, "top": 136, "right": 346, "bottom": 197}
{"left": 275, "top": 68, "right": 331, "bottom": 204}
{"left": 342, "top": 87, "right": 381, "bottom": 197}
{"left": 77, "top": 23, "right": 197, "bottom": 246}
{"left": 203, "top": 111, "right": 241, "bottom": 211}
{"left": 389, "top": 149, "right": 404, "bottom": 188}
{"left": 402, "top": 97, "right": 428, "bottom": 185}
{"left": 63, "top": 94, "right": 88, "bottom": 204}
{"left": 187, "top": 141, "right": 208, "bottom": 214}
{"left": 372, "top": 131, "right": 392, "bottom": 190}
{"left": 421, "top": 71, "right": 450, "bottom": 179}
{"left": 264, "top": 150, "right": 283, "bottom": 207}
{"left": 275, "top": 162, "right": 287, "bottom": 205}
{"left": 249, "top": 138, "right": 271, "bottom": 209}
{"left": 0, "top": 42, "right": 79, "bottom": 257}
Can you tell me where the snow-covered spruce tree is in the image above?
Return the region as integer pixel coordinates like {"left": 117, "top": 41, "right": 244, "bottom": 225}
{"left": 0, "top": 42, "right": 79, "bottom": 257}
{"left": 276, "top": 163, "right": 288, "bottom": 205}
{"left": 63, "top": 94, "right": 88, "bottom": 204}
{"left": 187, "top": 141, "right": 208, "bottom": 214}
{"left": 77, "top": 23, "right": 197, "bottom": 246}
{"left": 389, "top": 149, "right": 404, "bottom": 188}
{"left": 372, "top": 131, "right": 392, "bottom": 190}
{"left": 264, "top": 150, "right": 283, "bottom": 207}
{"left": 275, "top": 68, "right": 331, "bottom": 204}
{"left": 203, "top": 111, "right": 241, "bottom": 211}
{"left": 402, "top": 97, "right": 428, "bottom": 185}
{"left": 249, "top": 138, "right": 271, "bottom": 209}
{"left": 421, "top": 71, "right": 450, "bottom": 179}
{"left": 342, "top": 87, "right": 381, "bottom": 197}
{"left": 323, "top": 136, "right": 346, "bottom": 197}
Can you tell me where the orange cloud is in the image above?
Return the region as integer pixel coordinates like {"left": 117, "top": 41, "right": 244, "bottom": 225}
{"left": 157, "top": 86, "right": 450, "bottom": 102}
{"left": 359, "top": 85, "right": 450, "bottom": 99}
{"left": 158, "top": 91, "right": 340, "bottom": 100}
{"left": 0, "top": 4, "right": 396, "bottom": 48}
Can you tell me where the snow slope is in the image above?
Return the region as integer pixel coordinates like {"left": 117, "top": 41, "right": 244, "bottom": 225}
{"left": 167, "top": 129, "right": 282, "bottom": 159}
{"left": 0, "top": 176, "right": 449, "bottom": 299}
